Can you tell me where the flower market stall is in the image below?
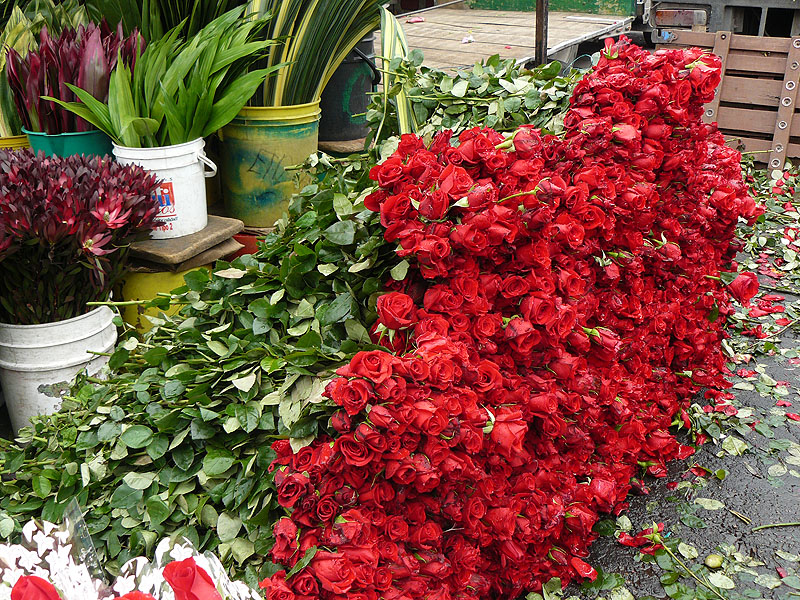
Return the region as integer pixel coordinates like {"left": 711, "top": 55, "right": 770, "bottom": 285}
{"left": 1, "top": 1, "right": 798, "bottom": 598}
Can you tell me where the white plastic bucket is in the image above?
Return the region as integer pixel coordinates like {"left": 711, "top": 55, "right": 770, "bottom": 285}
{"left": 113, "top": 138, "right": 216, "bottom": 239}
{"left": 0, "top": 306, "right": 117, "bottom": 434}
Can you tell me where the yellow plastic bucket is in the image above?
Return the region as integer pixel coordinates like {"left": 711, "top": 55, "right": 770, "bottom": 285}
{"left": 121, "top": 267, "right": 210, "bottom": 333}
{"left": 0, "top": 135, "right": 30, "bottom": 150}
{"left": 219, "top": 102, "right": 320, "bottom": 227}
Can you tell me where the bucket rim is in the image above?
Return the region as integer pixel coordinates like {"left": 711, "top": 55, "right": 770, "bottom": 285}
{"left": 112, "top": 137, "right": 206, "bottom": 155}
{"left": 236, "top": 100, "right": 322, "bottom": 122}
{"left": 0, "top": 304, "right": 114, "bottom": 331}
{"left": 22, "top": 128, "right": 108, "bottom": 139}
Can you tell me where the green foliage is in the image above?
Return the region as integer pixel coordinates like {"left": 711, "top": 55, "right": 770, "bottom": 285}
{"left": 0, "top": 167, "right": 391, "bottom": 583}
{"left": 245, "top": 0, "right": 381, "bottom": 106}
{"left": 48, "top": 5, "right": 277, "bottom": 147}
{"left": 367, "top": 53, "right": 584, "bottom": 144}
{"left": 83, "top": 0, "right": 247, "bottom": 42}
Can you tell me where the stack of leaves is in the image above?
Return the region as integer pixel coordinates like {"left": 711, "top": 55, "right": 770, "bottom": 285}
{"left": 51, "top": 6, "right": 277, "bottom": 147}
{"left": 367, "top": 52, "right": 584, "bottom": 145}
{"left": 257, "top": 37, "right": 763, "bottom": 600}
{"left": 5, "top": 20, "right": 142, "bottom": 134}
{"left": 0, "top": 171, "right": 395, "bottom": 583}
{"left": 0, "top": 149, "right": 158, "bottom": 323}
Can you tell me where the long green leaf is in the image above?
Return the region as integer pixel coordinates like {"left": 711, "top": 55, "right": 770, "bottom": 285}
{"left": 43, "top": 97, "right": 115, "bottom": 140}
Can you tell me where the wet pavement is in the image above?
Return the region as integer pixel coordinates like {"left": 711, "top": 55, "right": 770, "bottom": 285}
{"left": 577, "top": 292, "right": 800, "bottom": 599}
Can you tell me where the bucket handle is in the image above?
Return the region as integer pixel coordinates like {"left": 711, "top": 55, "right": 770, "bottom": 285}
{"left": 353, "top": 46, "right": 381, "bottom": 87}
{"left": 199, "top": 153, "right": 217, "bottom": 178}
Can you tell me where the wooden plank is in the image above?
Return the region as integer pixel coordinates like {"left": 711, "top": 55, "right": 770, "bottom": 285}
{"left": 720, "top": 75, "right": 782, "bottom": 106}
{"left": 717, "top": 106, "right": 778, "bottom": 136}
{"left": 723, "top": 135, "right": 800, "bottom": 161}
{"left": 726, "top": 51, "right": 787, "bottom": 75}
{"left": 704, "top": 31, "right": 731, "bottom": 123}
{"left": 768, "top": 37, "right": 800, "bottom": 169}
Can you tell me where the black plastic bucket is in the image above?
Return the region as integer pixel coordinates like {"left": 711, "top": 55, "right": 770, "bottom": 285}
{"left": 319, "top": 34, "right": 379, "bottom": 142}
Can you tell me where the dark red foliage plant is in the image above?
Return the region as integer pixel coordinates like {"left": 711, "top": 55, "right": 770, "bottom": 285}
{"left": 5, "top": 21, "right": 143, "bottom": 135}
{"left": 0, "top": 149, "right": 159, "bottom": 324}
{"left": 258, "top": 37, "right": 762, "bottom": 600}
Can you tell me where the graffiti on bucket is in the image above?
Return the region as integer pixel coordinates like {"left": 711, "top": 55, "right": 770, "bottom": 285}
{"left": 247, "top": 151, "right": 289, "bottom": 184}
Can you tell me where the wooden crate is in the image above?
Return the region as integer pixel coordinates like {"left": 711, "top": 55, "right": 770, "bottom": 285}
{"left": 661, "top": 29, "right": 800, "bottom": 169}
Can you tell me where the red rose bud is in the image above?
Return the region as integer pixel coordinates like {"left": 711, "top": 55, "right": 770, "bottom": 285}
{"left": 11, "top": 576, "right": 62, "bottom": 600}
{"left": 162, "top": 557, "right": 223, "bottom": 600}
{"left": 728, "top": 272, "right": 759, "bottom": 305}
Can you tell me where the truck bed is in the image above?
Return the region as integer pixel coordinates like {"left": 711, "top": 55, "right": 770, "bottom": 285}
{"left": 388, "top": 6, "right": 633, "bottom": 69}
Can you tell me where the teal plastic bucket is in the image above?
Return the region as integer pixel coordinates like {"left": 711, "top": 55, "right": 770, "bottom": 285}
{"left": 23, "top": 128, "right": 113, "bottom": 158}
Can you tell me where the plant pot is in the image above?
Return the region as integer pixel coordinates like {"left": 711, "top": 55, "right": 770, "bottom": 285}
{"left": 121, "top": 267, "right": 210, "bottom": 333}
{"left": 0, "top": 135, "right": 30, "bottom": 150}
{"left": 219, "top": 101, "right": 321, "bottom": 228}
{"left": 0, "top": 305, "right": 117, "bottom": 434}
{"left": 23, "top": 128, "right": 113, "bottom": 158}
{"left": 319, "top": 34, "right": 378, "bottom": 142}
{"left": 113, "top": 138, "right": 217, "bottom": 240}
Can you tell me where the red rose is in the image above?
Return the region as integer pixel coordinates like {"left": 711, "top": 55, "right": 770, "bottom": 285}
{"left": 309, "top": 551, "right": 357, "bottom": 594}
{"left": 369, "top": 157, "right": 405, "bottom": 187}
{"left": 271, "top": 517, "right": 300, "bottom": 562}
{"left": 438, "top": 164, "right": 474, "bottom": 198}
{"left": 327, "top": 377, "right": 374, "bottom": 416}
{"left": 162, "top": 557, "right": 223, "bottom": 600}
{"left": 377, "top": 292, "right": 417, "bottom": 330}
{"left": 11, "top": 577, "right": 61, "bottom": 600}
{"left": 315, "top": 495, "right": 339, "bottom": 523}
{"left": 419, "top": 189, "right": 450, "bottom": 220}
{"left": 490, "top": 407, "right": 527, "bottom": 459}
{"left": 277, "top": 472, "right": 310, "bottom": 508}
{"left": 116, "top": 594, "right": 157, "bottom": 600}
{"left": 290, "top": 571, "right": 319, "bottom": 598}
{"left": 334, "top": 434, "right": 375, "bottom": 467}
{"left": 338, "top": 351, "right": 394, "bottom": 384}
{"left": 380, "top": 193, "right": 415, "bottom": 227}
{"left": 727, "top": 272, "right": 759, "bottom": 305}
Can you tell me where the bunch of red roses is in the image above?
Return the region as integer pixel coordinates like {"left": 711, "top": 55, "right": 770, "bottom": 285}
{"left": 259, "top": 37, "right": 762, "bottom": 600}
{"left": 10, "top": 557, "right": 224, "bottom": 600}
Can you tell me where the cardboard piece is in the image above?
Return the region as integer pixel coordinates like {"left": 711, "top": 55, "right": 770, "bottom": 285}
{"left": 128, "top": 238, "right": 243, "bottom": 273}
{"left": 130, "top": 215, "right": 244, "bottom": 265}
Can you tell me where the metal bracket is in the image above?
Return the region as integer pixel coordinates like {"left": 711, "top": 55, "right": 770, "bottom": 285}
{"left": 769, "top": 36, "right": 800, "bottom": 170}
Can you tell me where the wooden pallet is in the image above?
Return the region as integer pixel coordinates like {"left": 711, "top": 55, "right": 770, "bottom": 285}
{"left": 661, "top": 29, "right": 800, "bottom": 169}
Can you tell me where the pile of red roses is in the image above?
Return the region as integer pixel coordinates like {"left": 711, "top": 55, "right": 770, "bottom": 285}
{"left": 259, "top": 37, "right": 762, "bottom": 600}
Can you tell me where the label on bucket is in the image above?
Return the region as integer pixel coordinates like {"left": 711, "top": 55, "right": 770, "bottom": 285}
{"left": 152, "top": 182, "right": 178, "bottom": 234}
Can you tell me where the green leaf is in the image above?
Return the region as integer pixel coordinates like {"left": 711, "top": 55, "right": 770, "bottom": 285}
{"left": 317, "top": 293, "right": 352, "bottom": 326}
{"left": 451, "top": 79, "right": 469, "bottom": 98}
{"left": 707, "top": 573, "right": 735, "bottom": 590}
{"left": 694, "top": 498, "right": 725, "bottom": 510}
{"left": 146, "top": 496, "right": 171, "bottom": 526}
{"left": 287, "top": 546, "right": 318, "bottom": 579}
{"left": 123, "top": 471, "right": 156, "bottom": 490}
{"left": 323, "top": 220, "right": 356, "bottom": 245}
{"left": 390, "top": 260, "right": 409, "bottom": 281}
{"left": 32, "top": 476, "right": 51, "bottom": 499}
{"left": 203, "top": 448, "right": 236, "bottom": 477}
{"left": 120, "top": 425, "right": 154, "bottom": 449}
{"left": 217, "top": 511, "right": 242, "bottom": 543}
